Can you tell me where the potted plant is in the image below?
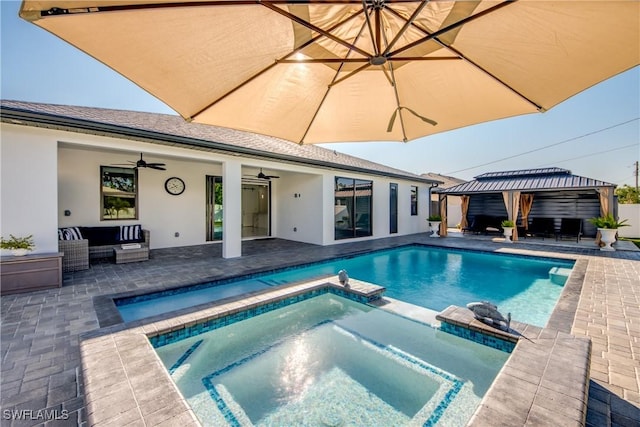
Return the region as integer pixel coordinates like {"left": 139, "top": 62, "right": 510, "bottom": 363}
{"left": 501, "top": 220, "right": 515, "bottom": 243}
{"left": 428, "top": 215, "right": 442, "bottom": 238}
{"left": 588, "top": 214, "right": 629, "bottom": 251}
{"left": 1, "top": 234, "right": 35, "bottom": 256}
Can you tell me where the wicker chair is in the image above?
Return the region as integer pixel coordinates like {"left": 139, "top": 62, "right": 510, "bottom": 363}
{"left": 58, "top": 239, "right": 90, "bottom": 272}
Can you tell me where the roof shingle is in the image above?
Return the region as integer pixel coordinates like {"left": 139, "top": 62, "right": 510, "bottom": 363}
{"left": 1, "top": 100, "right": 435, "bottom": 183}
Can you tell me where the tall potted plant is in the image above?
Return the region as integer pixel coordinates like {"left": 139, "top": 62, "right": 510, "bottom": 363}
{"left": 428, "top": 215, "right": 442, "bottom": 238}
{"left": 588, "top": 214, "right": 629, "bottom": 251}
{"left": 501, "top": 220, "right": 515, "bottom": 243}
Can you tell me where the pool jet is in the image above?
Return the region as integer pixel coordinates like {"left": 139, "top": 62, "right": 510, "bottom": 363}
{"left": 466, "top": 301, "right": 511, "bottom": 331}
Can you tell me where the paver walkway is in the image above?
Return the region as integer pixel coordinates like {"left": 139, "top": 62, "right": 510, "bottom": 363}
{"left": 1, "top": 234, "right": 638, "bottom": 426}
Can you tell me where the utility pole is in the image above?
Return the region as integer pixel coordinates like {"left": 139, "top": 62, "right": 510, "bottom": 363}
{"left": 635, "top": 160, "right": 639, "bottom": 193}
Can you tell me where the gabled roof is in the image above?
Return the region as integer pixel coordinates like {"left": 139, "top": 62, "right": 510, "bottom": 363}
{"left": 421, "top": 172, "right": 466, "bottom": 188}
{"left": 438, "top": 167, "right": 615, "bottom": 195}
{"left": 0, "top": 100, "right": 436, "bottom": 184}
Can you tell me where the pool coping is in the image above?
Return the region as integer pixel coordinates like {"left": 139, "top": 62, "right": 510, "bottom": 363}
{"left": 79, "top": 278, "right": 385, "bottom": 426}
{"left": 92, "top": 243, "right": 579, "bottom": 328}
{"left": 80, "top": 266, "right": 592, "bottom": 426}
{"left": 437, "top": 306, "right": 591, "bottom": 426}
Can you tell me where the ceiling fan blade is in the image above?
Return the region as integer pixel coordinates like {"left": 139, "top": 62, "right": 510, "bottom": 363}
{"left": 146, "top": 162, "right": 166, "bottom": 167}
{"left": 148, "top": 165, "right": 166, "bottom": 170}
{"left": 267, "top": 175, "right": 280, "bottom": 179}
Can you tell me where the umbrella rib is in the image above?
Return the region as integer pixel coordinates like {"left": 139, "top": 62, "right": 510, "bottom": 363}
{"left": 385, "top": 1, "right": 545, "bottom": 111}
{"left": 382, "top": 0, "right": 429, "bottom": 55}
{"left": 299, "top": 8, "right": 372, "bottom": 143}
{"left": 190, "top": 9, "right": 366, "bottom": 120}
{"left": 329, "top": 63, "right": 372, "bottom": 87}
{"left": 375, "top": 7, "right": 382, "bottom": 55}
{"left": 278, "top": 58, "right": 369, "bottom": 64}
{"left": 430, "top": 40, "right": 544, "bottom": 111}
{"left": 261, "top": 2, "right": 372, "bottom": 59}
{"left": 362, "top": 0, "right": 379, "bottom": 56}
{"left": 32, "top": 0, "right": 420, "bottom": 18}
{"left": 387, "top": 0, "right": 517, "bottom": 57}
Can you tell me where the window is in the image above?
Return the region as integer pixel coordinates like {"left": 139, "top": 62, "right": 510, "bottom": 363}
{"left": 101, "top": 166, "right": 138, "bottom": 220}
{"left": 390, "top": 183, "right": 398, "bottom": 233}
{"left": 410, "top": 185, "right": 418, "bottom": 216}
{"left": 335, "top": 177, "right": 372, "bottom": 240}
{"left": 206, "top": 175, "right": 223, "bottom": 241}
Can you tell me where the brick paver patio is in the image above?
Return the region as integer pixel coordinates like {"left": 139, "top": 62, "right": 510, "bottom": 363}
{"left": 1, "top": 234, "right": 638, "bottom": 426}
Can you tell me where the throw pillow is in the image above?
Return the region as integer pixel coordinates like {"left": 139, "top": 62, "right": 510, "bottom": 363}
{"left": 60, "top": 227, "right": 83, "bottom": 240}
{"left": 120, "top": 224, "right": 142, "bottom": 242}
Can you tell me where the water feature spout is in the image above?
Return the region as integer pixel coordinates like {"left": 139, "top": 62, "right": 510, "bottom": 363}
{"left": 466, "top": 301, "right": 511, "bottom": 330}
{"left": 338, "top": 269, "right": 349, "bottom": 287}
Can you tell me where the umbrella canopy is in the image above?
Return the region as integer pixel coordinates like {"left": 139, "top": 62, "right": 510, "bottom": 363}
{"left": 20, "top": 0, "right": 639, "bottom": 144}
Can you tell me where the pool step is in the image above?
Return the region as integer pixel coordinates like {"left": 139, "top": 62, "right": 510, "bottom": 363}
{"left": 548, "top": 267, "right": 572, "bottom": 285}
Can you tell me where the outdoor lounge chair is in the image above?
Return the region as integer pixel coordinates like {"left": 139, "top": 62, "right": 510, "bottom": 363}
{"left": 462, "top": 214, "right": 504, "bottom": 235}
{"left": 525, "top": 217, "right": 556, "bottom": 239}
{"left": 462, "top": 215, "right": 488, "bottom": 234}
{"left": 556, "top": 218, "right": 583, "bottom": 243}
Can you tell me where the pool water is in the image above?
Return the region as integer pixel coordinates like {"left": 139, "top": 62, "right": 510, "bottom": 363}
{"left": 155, "top": 293, "right": 510, "bottom": 426}
{"left": 118, "top": 246, "right": 573, "bottom": 327}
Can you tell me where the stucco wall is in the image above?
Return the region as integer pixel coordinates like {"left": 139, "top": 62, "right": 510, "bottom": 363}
{"left": 275, "top": 172, "right": 324, "bottom": 244}
{"left": 3, "top": 122, "right": 432, "bottom": 254}
{"left": 618, "top": 204, "right": 640, "bottom": 238}
{"left": 58, "top": 145, "right": 226, "bottom": 249}
{"left": 1, "top": 126, "right": 59, "bottom": 254}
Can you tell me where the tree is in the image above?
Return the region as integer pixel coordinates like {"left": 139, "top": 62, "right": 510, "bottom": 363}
{"left": 615, "top": 185, "right": 640, "bottom": 204}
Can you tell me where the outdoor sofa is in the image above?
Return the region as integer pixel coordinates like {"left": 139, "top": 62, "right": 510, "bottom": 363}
{"left": 58, "top": 225, "right": 149, "bottom": 272}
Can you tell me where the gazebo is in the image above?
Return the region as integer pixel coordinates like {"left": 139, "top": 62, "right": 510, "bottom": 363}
{"left": 435, "top": 168, "right": 617, "bottom": 240}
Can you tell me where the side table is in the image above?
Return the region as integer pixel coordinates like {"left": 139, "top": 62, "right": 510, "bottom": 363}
{"left": 114, "top": 246, "right": 149, "bottom": 264}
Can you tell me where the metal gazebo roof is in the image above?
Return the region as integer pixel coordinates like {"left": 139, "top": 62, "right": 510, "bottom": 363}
{"left": 437, "top": 167, "right": 616, "bottom": 195}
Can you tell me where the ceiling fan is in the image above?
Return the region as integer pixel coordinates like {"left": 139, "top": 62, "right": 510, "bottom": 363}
{"left": 246, "top": 168, "right": 280, "bottom": 180}
{"left": 113, "top": 153, "right": 166, "bottom": 170}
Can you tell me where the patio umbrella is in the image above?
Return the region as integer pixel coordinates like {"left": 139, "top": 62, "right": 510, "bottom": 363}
{"left": 19, "top": 1, "right": 639, "bottom": 144}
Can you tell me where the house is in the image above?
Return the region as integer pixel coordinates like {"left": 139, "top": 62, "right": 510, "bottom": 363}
{"left": 0, "top": 100, "right": 439, "bottom": 259}
{"left": 422, "top": 172, "right": 466, "bottom": 228}
{"left": 435, "top": 167, "right": 618, "bottom": 239}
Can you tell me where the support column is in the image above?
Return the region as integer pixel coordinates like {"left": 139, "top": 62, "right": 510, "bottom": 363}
{"left": 222, "top": 160, "right": 242, "bottom": 258}
{"left": 439, "top": 193, "right": 448, "bottom": 237}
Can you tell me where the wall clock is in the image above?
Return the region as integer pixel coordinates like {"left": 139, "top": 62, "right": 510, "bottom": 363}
{"left": 164, "top": 177, "right": 185, "bottom": 195}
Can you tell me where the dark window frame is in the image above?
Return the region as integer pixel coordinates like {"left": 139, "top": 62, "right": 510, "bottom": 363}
{"left": 410, "top": 185, "right": 418, "bottom": 216}
{"left": 100, "top": 166, "right": 138, "bottom": 221}
{"left": 334, "top": 176, "right": 373, "bottom": 240}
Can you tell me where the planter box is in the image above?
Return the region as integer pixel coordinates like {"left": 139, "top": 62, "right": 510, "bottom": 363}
{"left": 1, "top": 253, "right": 63, "bottom": 295}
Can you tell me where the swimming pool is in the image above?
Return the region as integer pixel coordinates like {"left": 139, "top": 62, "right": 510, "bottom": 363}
{"left": 153, "top": 292, "right": 510, "bottom": 426}
{"left": 117, "top": 246, "right": 574, "bottom": 326}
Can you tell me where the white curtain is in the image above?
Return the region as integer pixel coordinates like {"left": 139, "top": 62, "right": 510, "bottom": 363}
{"left": 502, "top": 191, "right": 521, "bottom": 241}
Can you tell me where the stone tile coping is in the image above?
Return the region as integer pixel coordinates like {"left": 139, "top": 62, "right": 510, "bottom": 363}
{"left": 437, "top": 306, "right": 591, "bottom": 427}
{"left": 79, "top": 278, "right": 384, "bottom": 426}
{"left": 82, "top": 273, "right": 590, "bottom": 427}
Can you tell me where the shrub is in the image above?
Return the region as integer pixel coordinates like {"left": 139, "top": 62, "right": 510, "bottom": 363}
{"left": 588, "top": 214, "right": 629, "bottom": 229}
{"left": 1, "top": 234, "right": 35, "bottom": 250}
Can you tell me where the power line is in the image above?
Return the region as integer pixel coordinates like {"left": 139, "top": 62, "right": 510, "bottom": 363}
{"left": 445, "top": 117, "right": 639, "bottom": 175}
{"left": 532, "top": 143, "right": 639, "bottom": 168}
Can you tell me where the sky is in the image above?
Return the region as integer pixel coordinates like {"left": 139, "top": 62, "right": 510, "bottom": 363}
{"left": 1, "top": 1, "right": 639, "bottom": 187}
